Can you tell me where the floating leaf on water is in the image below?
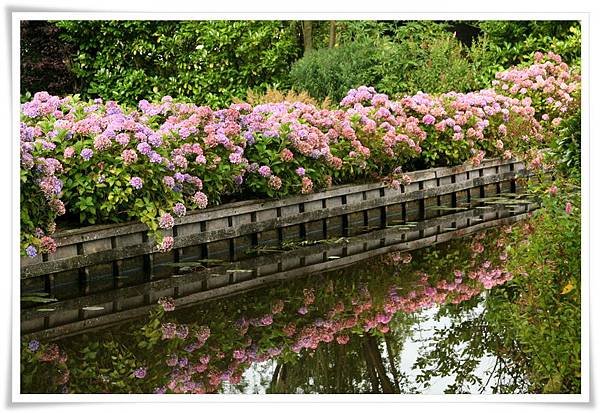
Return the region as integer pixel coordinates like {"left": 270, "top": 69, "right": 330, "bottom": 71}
{"left": 163, "top": 262, "right": 206, "bottom": 268}
{"left": 21, "top": 296, "right": 58, "bottom": 303}
{"left": 429, "top": 206, "right": 468, "bottom": 211}
{"left": 82, "top": 306, "right": 105, "bottom": 311}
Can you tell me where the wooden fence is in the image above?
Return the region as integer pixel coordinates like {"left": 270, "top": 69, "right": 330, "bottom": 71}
{"left": 22, "top": 200, "right": 534, "bottom": 341}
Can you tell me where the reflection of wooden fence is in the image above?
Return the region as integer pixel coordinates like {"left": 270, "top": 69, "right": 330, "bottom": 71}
{"left": 21, "top": 158, "right": 525, "bottom": 294}
{"left": 22, "top": 201, "right": 535, "bottom": 341}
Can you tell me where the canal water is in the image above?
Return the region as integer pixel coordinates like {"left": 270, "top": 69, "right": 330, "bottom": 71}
{"left": 21, "top": 205, "right": 535, "bottom": 394}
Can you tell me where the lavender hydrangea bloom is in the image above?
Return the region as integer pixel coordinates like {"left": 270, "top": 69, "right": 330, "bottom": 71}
{"left": 159, "top": 213, "right": 175, "bottom": 229}
{"left": 137, "top": 142, "right": 152, "bottom": 155}
{"left": 28, "top": 340, "right": 40, "bottom": 352}
{"left": 422, "top": 114, "right": 436, "bottom": 125}
{"left": 149, "top": 151, "right": 163, "bottom": 163}
{"left": 130, "top": 177, "right": 143, "bottom": 190}
{"left": 173, "top": 203, "right": 186, "bottom": 217}
{"left": 258, "top": 165, "right": 271, "bottom": 177}
{"left": 25, "top": 245, "right": 37, "bottom": 257}
{"left": 80, "top": 148, "right": 93, "bottom": 161}
{"left": 133, "top": 367, "right": 147, "bottom": 379}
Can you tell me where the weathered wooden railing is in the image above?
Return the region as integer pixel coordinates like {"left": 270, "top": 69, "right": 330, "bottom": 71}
{"left": 21, "top": 199, "right": 535, "bottom": 341}
{"left": 21, "top": 158, "right": 525, "bottom": 290}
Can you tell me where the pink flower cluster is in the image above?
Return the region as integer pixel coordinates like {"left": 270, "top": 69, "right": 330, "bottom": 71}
{"left": 492, "top": 52, "right": 580, "bottom": 125}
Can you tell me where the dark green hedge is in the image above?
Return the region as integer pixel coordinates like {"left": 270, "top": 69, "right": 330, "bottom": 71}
{"left": 54, "top": 20, "right": 303, "bottom": 107}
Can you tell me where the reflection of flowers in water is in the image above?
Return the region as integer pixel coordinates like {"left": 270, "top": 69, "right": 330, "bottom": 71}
{"left": 157, "top": 259, "right": 513, "bottom": 393}
{"left": 133, "top": 367, "right": 147, "bottom": 379}
{"left": 29, "top": 225, "right": 521, "bottom": 394}
{"left": 385, "top": 251, "right": 412, "bottom": 265}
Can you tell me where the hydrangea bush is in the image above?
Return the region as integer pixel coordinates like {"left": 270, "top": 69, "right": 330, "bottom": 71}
{"left": 20, "top": 53, "right": 580, "bottom": 256}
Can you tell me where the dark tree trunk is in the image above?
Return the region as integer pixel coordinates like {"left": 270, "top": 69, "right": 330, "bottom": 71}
{"left": 329, "top": 21, "right": 337, "bottom": 48}
{"left": 302, "top": 21, "right": 313, "bottom": 55}
{"left": 384, "top": 334, "right": 401, "bottom": 392}
{"left": 365, "top": 335, "right": 396, "bottom": 394}
{"left": 362, "top": 341, "right": 381, "bottom": 393}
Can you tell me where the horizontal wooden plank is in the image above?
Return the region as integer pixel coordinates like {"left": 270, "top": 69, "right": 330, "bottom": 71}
{"left": 50, "top": 158, "right": 523, "bottom": 247}
{"left": 21, "top": 169, "right": 526, "bottom": 278}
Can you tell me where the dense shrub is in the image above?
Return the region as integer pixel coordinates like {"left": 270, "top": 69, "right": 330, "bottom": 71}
{"left": 55, "top": 20, "right": 302, "bottom": 108}
{"left": 289, "top": 39, "right": 380, "bottom": 102}
{"left": 484, "top": 169, "right": 581, "bottom": 392}
{"left": 20, "top": 55, "right": 579, "bottom": 256}
{"left": 290, "top": 22, "right": 488, "bottom": 102}
{"left": 374, "top": 33, "right": 486, "bottom": 97}
{"left": 290, "top": 20, "right": 581, "bottom": 103}
{"left": 476, "top": 21, "right": 581, "bottom": 69}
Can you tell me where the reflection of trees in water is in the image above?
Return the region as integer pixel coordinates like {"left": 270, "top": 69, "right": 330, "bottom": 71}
{"left": 265, "top": 312, "right": 418, "bottom": 394}
{"left": 412, "top": 295, "right": 531, "bottom": 393}
{"left": 256, "top": 294, "right": 531, "bottom": 394}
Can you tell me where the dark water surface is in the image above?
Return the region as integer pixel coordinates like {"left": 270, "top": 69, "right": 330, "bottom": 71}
{"left": 22, "top": 216, "right": 534, "bottom": 394}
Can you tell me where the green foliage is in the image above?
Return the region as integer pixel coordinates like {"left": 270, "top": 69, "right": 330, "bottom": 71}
{"left": 475, "top": 21, "right": 581, "bottom": 70}
{"left": 376, "top": 32, "right": 484, "bottom": 97}
{"left": 550, "top": 108, "right": 581, "bottom": 175}
{"left": 55, "top": 20, "right": 302, "bottom": 108}
{"left": 289, "top": 39, "right": 380, "bottom": 102}
{"left": 290, "top": 21, "right": 492, "bottom": 102}
{"left": 487, "top": 176, "right": 580, "bottom": 393}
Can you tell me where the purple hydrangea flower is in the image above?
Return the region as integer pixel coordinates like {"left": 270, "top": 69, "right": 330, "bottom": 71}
{"left": 229, "top": 152, "right": 243, "bottom": 164}
{"left": 137, "top": 142, "right": 152, "bottom": 155}
{"left": 148, "top": 133, "right": 163, "bottom": 147}
{"left": 163, "top": 176, "right": 175, "bottom": 188}
{"left": 173, "top": 203, "right": 186, "bottom": 217}
{"left": 28, "top": 340, "right": 40, "bottom": 352}
{"left": 422, "top": 114, "right": 436, "bottom": 125}
{"left": 192, "top": 191, "right": 208, "bottom": 209}
{"left": 258, "top": 165, "right": 272, "bottom": 178}
{"left": 25, "top": 245, "right": 37, "bottom": 257}
{"left": 130, "top": 177, "right": 143, "bottom": 190}
{"left": 159, "top": 213, "right": 175, "bottom": 229}
{"left": 80, "top": 148, "right": 93, "bottom": 161}
{"left": 148, "top": 151, "right": 163, "bottom": 164}
{"left": 295, "top": 167, "right": 306, "bottom": 176}
{"left": 133, "top": 367, "right": 147, "bottom": 379}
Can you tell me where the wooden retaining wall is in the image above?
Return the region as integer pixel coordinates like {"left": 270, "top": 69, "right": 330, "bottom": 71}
{"left": 21, "top": 201, "right": 535, "bottom": 341}
{"left": 20, "top": 158, "right": 526, "bottom": 298}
